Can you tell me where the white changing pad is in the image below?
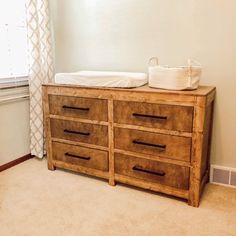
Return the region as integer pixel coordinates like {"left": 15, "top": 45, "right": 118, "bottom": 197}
{"left": 54, "top": 71, "right": 148, "bottom": 88}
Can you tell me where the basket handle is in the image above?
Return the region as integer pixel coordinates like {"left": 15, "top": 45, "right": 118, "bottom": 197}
{"left": 187, "top": 59, "right": 201, "bottom": 87}
{"left": 149, "top": 57, "right": 159, "bottom": 66}
{"left": 188, "top": 59, "right": 201, "bottom": 67}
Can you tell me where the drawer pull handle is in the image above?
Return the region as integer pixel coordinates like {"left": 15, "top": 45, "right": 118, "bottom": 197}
{"left": 133, "top": 165, "right": 165, "bottom": 176}
{"left": 132, "top": 113, "right": 167, "bottom": 120}
{"left": 64, "top": 129, "right": 90, "bottom": 136}
{"left": 62, "top": 105, "right": 90, "bottom": 111}
{"left": 65, "top": 152, "right": 90, "bottom": 160}
{"left": 133, "top": 140, "right": 166, "bottom": 150}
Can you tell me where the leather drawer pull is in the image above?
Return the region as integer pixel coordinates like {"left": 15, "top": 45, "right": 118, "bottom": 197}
{"left": 65, "top": 152, "right": 90, "bottom": 160}
{"left": 133, "top": 140, "right": 166, "bottom": 150}
{"left": 133, "top": 165, "right": 165, "bottom": 176}
{"left": 62, "top": 105, "right": 90, "bottom": 111}
{"left": 132, "top": 113, "right": 167, "bottom": 120}
{"left": 64, "top": 129, "right": 90, "bottom": 136}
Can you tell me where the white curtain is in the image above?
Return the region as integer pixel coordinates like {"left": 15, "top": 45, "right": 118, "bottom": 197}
{"left": 26, "top": 0, "right": 54, "bottom": 158}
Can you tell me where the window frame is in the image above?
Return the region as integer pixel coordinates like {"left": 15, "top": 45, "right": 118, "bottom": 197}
{"left": 0, "top": 0, "right": 29, "bottom": 88}
{"left": 0, "top": 76, "right": 29, "bottom": 89}
{"left": 0, "top": 83, "right": 29, "bottom": 104}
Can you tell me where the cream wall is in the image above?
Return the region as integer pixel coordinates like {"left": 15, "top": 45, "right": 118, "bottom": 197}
{"left": 49, "top": 0, "right": 236, "bottom": 167}
{"left": 0, "top": 99, "right": 30, "bottom": 165}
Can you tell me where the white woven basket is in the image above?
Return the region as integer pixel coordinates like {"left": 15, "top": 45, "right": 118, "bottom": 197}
{"left": 148, "top": 57, "right": 202, "bottom": 90}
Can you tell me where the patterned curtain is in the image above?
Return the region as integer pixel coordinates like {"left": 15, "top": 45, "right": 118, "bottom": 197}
{"left": 26, "top": 0, "right": 54, "bottom": 158}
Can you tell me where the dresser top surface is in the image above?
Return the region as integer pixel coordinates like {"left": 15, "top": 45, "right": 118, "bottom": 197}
{"left": 43, "top": 83, "right": 215, "bottom": 97}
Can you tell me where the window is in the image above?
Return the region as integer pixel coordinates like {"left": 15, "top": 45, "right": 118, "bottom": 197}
{"left": 0, "top": 0, "right": 28, "bottom": 87}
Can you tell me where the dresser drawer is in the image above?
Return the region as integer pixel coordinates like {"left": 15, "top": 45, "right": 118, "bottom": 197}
{"left": 114, "top": 128, "right": 191, "bottom": 162}
{"left": 115, "top": 153, "right": 189, "bottom": 190}
{"left": 52, "top": 142, "right": 108, "bottom": 171}
{"left": 50, "top": 118, "right": 108, "bottom": 147}
{"left": 49, "top": 95, "right": 108, "bottom": 121}
{"left": 114, "top": 100, "right": 193, "bottom": 132}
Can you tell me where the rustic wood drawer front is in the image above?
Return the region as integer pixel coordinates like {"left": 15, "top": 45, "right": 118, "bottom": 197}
{"left": 52, "top": 142, "right": 108, "bottom": 171}
{"left": 114, "top": 128, "right": 191, "bottom": 162}
{"left": 114, "top": 101, "right": 193, "bottom": 132}
{"left": 50, "top": 119, "right": 108, "bottom": 147}
{"left": 44, "top": 84, "right": 216, "bottom": 207}
{"left": 49, "top": 95, "right": 108, "bottom": 121}
{"left": 115, "top": 153, "right": 190, "bottom": 190}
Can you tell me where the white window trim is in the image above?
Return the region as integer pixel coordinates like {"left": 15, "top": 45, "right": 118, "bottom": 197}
{"left": 0, "top": 75, "right": 29, "bottom": 84}
{"left": 0, "top": 75, "right": 29, "bottom": 89}
{"left": 0, "top": 82, "right": 29, "bottom": 105}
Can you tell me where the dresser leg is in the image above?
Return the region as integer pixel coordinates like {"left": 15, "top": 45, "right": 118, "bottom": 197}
{"left": 48, "top": 163, "right": 56, "bottom": 171}
{"left": 188, "top": 198, "right": 199, "bottom": 207}
{"left": 188, "top": 189, "right": 200, "bottom": 207}
{"left": 188, "top": 168, "right": 200, "bottom": 207}
{"left": 109, "top": 179, "right": 116, "bottom": 186}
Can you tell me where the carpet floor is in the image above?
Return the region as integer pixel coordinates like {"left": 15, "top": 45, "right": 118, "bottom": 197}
{"left": 0, "top": 158, "right": 236, "bottom": 236}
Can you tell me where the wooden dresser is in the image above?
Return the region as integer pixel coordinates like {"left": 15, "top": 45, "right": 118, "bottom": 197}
{"left": 43, "top": 84, "right": 215, "bottom": 207}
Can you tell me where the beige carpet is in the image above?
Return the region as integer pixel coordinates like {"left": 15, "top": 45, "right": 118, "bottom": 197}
{"left": 0, "top": 158, "right": 236, "bottom": 236}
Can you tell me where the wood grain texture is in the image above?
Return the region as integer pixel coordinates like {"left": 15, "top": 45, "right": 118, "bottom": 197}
{"left": 44, "top": 85, "right": 196, "bottom": 106}
{"left": 52, "top": 142, "right": 108, "bottom": 172}
{"left": 42, "top": 86, "right": 55, "bottom": 170}
{"left": 114, "top": 153, "right": 190, "bottom": 190}
{"left": 115, "top": 174, "right": 189, "bottom": 199}
{"left": 114, "top": 127, "right": 192, "bottom": 162}
{"left": 53, "top": 160, "right": 109, "bottom": 180}
{"left": 114, "top": 123, "right": 192, "bottom": 138}
{"left": 205, "top": 101, "right": 215, "bottom": 184}
{"left": 108, "top": 99, "right": 115, "bottom": 186}
{"left": 188, "top": 96, "right": 206, "bottom": 207}
{"left": 43, "top": 84, "right": 215, "bottom": 207}
{"left": 200, "top": 103, "right": 213, "bottom": 179}
{"left": 49, "top": 95, "right": 108, "bottom": 121}
{"left": 44, "top": 84, "right": 215, "bottom": 97}
{"left": 50, "top": 118, "right": 108, "bottom": 147}
{"left": 114, "top": 149, "right": 191, "bottom": 167}
{"left": 51, "top": 138, "right": 109, "bottom": 151}
{"left": 49, "top": 114, "right": 108, "bottom": 126}
{"left": 114, "top": 100, "right": 194, "bottom": 132}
